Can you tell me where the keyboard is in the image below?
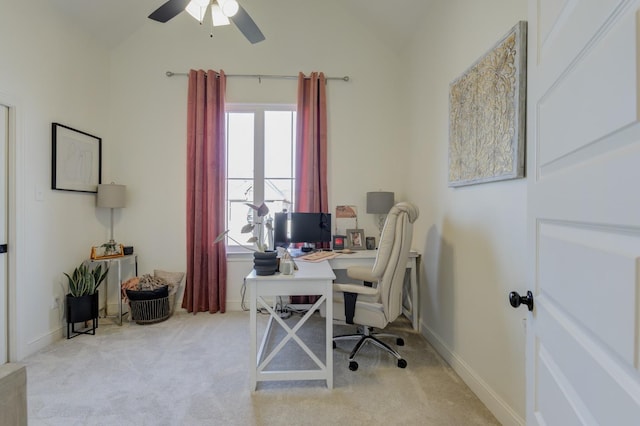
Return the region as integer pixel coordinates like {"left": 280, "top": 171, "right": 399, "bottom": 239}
{"left": 298, "top": 251, "right": 339, "bottom": 262}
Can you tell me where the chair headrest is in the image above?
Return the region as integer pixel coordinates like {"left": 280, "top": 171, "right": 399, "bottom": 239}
{"left": 372, "top": 202, "right": 419, "bottom": 279}
{"left": 390, "top": 202, "right": 419, "bottom": 224}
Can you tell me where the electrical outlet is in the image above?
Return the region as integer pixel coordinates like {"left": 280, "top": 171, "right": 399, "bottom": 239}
{"left": 51, "top": 297, "right": 60, "bottom": 310}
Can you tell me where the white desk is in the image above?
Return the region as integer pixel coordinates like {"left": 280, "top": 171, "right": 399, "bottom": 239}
{"left": 246, "top": 260, "right": 335, "bottom": 391}
{"left": 326, "top": 250, "right": 420, "bottom": 330}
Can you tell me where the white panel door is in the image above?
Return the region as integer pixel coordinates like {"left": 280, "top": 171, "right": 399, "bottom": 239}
{"left": 0, "top": 104, "right": 7, "bottom": 365}
{"left": 526, "top": 0, "right": 640, "bottom": 424}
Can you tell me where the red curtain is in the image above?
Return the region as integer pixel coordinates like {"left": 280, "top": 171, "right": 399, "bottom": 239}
{"left": 292, "top": 72, "right": 329, "bottom": 304}
{"left": 183, "top": 69, "right": 227, "bottom": 313}
{"left": 294, "top": 72, "right": 329, "bottom": 215}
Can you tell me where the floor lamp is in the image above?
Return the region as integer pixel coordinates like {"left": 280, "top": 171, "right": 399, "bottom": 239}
{"left": 97, "top": 183, "right": 126, "bottom": 254}
{"left": 366, "top": 191, "right": 394, "bottom": 237}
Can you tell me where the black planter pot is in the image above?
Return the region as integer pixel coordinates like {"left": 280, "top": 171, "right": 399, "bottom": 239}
{"left": 66, "top": 293, "right": 99, "bottom": 339}
{"left": 253, "top": 251, "right": 277, "bottom": 276}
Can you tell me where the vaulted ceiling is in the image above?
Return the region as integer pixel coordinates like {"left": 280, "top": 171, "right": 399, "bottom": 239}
{"left": 47, "top": 0, "right": 431, "bottom": 50}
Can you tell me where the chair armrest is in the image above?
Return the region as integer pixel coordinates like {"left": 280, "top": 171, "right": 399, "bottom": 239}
{"left": 347, "top": 266, "right": 378, "bottom": 283}
{"left": 333, "top": 283, "right": 378, "bottom": 297}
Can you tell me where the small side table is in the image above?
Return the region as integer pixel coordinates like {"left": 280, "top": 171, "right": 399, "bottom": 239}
{"left": 86, "top": 254, "right": 138, "bottom": 325}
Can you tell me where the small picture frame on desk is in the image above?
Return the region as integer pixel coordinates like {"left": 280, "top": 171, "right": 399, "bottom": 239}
{"left": 332, "top": 235, "right": 346, "bottom": 250}
{"left": 346, "top": 229, "right": 365, "bottom": 250}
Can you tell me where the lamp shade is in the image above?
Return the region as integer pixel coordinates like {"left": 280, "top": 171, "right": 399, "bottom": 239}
{"left": 97, "top": 184, "right": 126, "bottom": 208}
{"left": 366, "top": 191, "right": 394, "bottom": 214}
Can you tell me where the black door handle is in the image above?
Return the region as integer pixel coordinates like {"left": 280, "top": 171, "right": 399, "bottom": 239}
{"left": 509, "top": 290, "right": 534, "bottom": 311}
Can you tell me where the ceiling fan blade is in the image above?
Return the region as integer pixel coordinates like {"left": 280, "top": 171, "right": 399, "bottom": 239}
{"left": 230, "top": 4, "right": 265, "bottom": 44}
{"left": 148, "top": 0, "right": 191, "bottom": 23}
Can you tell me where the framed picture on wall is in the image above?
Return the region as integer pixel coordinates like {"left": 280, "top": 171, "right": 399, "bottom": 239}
{"left": 346, "top": 229, "right": 365, "bottom": 250}
{"left": 52, "top": 122, "right": 102, "bottom": 193}
{"left": 448, "top": 21, "right": 527, "bottom": 187}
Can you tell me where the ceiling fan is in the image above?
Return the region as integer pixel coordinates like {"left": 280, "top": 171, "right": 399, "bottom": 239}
{"left": 148, "top": 0, "right": 265, "bottom": 44}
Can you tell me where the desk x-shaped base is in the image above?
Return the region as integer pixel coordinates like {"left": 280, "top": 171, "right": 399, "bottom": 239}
{"left": 256, "top": 295, "right": 328, "bottom": 380}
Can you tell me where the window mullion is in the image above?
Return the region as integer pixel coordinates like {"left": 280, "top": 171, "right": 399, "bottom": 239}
{"left": 290, "top": 111, "right": 296, "bottom": 208}
{"left": 254, "top": 109, "right": 265, "bottom": 206}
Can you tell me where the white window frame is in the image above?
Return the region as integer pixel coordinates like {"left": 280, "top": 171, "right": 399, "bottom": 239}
{"left": 225, "top": 103, "right": 296, "bottom": 253}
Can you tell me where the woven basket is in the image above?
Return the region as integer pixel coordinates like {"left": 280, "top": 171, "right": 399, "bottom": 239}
{"left": 168, "top": 293, "right": 177, "bottom": 314}
{"left": 129, "top": 296, "right": 170, "bottom": 325}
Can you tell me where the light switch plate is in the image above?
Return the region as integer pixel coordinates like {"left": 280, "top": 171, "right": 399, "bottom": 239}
{"left": 35, "top": 185, "right": 44, "bottom": 201}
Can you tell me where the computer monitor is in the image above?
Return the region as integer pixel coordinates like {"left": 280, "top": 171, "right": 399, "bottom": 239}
{"left": 273, "top": 212, "right": 331, "bottom": 249}
{"left": 273, "top": 213, "right": 289, "bottom": 248}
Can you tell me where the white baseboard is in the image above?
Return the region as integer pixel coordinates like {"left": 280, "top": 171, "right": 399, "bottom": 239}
{"left": 225, "top": 300, "right": 244, "bottom": 311}
{"left": 113, "top": 301, "right": 246, "bottom": 314}
{"left": 420, "top": 322, "right": 524, "bottom": 426}
{"left": 25, "top": 326, "right": 64, "bottom": 358}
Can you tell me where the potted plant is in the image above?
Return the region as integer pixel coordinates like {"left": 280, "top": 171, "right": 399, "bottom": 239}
{"left": 215, "top": 202, "right": 278, "bottom": 275}
{"left": 64, "top": 262, "right": 109, "bottom": 338}
{"left": 215, "top": 202, "right": 271, "bottom": 251}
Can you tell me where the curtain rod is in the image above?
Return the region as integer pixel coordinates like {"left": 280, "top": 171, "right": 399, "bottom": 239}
{"left": 165, "top": 71, "right": 350, "bottom": 82}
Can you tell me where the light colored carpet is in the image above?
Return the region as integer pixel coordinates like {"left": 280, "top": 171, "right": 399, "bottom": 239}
{"left": 24, "top": 311, "right": 499, "bottom": 425}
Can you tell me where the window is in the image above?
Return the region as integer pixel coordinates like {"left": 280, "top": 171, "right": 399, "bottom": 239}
{"left": 225, "top": 104, "right": 296, "bottom": 250}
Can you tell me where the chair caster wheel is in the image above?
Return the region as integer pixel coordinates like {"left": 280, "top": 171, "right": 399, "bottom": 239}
{"left": 397, "top": 359, "right": 407, "bottom": 368}
{"left": 397, "top": 338, "right": 405, "bottom": 346}
{"left": 349, "top": 361, "right": 359, "bottom": 371}
{"left": 333, "top": 341, "right": 336, "bottom": 349}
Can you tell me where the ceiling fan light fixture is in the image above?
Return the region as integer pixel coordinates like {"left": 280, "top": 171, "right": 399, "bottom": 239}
{"left": 219, "top": 0, "right": 239, "bottom": 18}
{"left": 211, "top": 3, "right": 230, "bottom": 26}
{"left": 185, "top": 0, "right": 207, "bottom": 22}
{"left": 149, "top": 0, "right": 264, "bottom": 43}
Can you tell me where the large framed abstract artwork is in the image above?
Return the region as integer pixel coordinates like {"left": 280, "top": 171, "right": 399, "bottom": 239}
{"left": 448, "top": 21, "right": 527, "bottom": 187}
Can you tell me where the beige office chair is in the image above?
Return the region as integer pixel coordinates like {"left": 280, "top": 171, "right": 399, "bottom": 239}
{"left": 332, "top": 202, "right": 419, "bottom": 371}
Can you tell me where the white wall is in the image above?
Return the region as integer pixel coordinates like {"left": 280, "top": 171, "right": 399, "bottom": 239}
{"left": 0, "top": 0, "right": 111, "bottom": 359}
{"left": 107, "top": 0, "right": 409, "bottom": 309}
{"left": 405, "top": 1, "right": 527, "bottom": 424}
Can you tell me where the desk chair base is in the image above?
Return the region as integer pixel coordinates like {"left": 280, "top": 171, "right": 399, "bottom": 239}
{"left": 333, "top": 326, "right": 407, "bottom": 371}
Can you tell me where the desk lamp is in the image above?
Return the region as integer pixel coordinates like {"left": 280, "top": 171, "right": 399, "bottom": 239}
{"left": 366, "top": 191, "right": 394, "bottom": 236}
{"left": 97, "top": 183, "right": 126, "bottom": 254}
